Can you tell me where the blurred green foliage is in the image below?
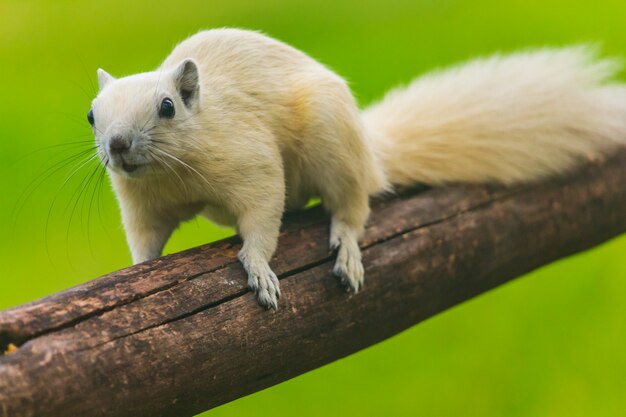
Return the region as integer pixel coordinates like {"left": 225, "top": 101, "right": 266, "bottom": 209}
{"left": 1, "top": 0, "right": 625, "bottom": 416}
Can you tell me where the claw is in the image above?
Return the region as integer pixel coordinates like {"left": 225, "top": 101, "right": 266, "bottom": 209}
{"left": 246, "top": 268, "right": 281, "bottom": 309}
{"left": 332, "top": 243, "right": 364, "bottom": 293}
{"left": 329, "top": 232, "right": 342, "bottom": 253}
{"left": 257, "top": 288, "right": 278, "bottom": 310}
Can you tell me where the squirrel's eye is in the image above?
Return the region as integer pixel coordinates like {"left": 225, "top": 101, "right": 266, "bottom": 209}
{"left": 87, "top": 109, "right": 95, "bottom": 126}
{"left": 159, "top": 98, "right": 175, "bottom": 118}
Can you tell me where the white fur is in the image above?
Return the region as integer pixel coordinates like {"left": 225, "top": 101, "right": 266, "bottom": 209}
{"left": 91, "top": 30, "right": 626, "bottom": 309}
{"left": 364, "top": 46, "right": 626, "bottom": 185}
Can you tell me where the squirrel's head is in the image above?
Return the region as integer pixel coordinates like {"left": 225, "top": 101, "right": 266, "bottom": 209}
{"left": 89, "top": 59, "right": 200, "bottom": 178}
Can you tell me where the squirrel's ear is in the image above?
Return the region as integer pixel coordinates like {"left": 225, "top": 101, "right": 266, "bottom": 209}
{"left": 97, "top": 69, "right": 115, "bottom": 91}
{"left": 172, "top": 59, "right": 200, "bottom": 107}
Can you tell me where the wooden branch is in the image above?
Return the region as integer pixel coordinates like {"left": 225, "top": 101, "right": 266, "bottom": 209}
{"left": 1, "top": 149, "right": 625, "bottom": 417}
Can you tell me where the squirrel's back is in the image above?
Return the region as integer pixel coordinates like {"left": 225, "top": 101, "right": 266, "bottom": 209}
{"left": 161, "top": 29, "right": 317, "bottom": 80}
{"left": 160, "top": 33, "right": 626, "bottom": 192}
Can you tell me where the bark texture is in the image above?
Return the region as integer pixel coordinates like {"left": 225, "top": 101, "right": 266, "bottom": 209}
{"left": 1, "top": 149, "right": 625, "bottom": 417}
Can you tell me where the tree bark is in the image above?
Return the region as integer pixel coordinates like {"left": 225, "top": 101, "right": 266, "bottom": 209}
{"left": 1, "top": 149, "right": 625, "bottom": 417}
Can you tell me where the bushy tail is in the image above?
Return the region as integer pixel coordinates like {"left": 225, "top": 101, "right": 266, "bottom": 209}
{"left": 363, "top": 46, "right": 626, "bottom": 186}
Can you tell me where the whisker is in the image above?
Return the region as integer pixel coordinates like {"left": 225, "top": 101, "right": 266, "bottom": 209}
{"left": 148, "top": 149, "right": 188, "bottom": 192}
{"left": 14, "top": 139, "right": 95, "bottom": 164}
{"left": 94, "top": 160, "right": 110, "bottom": 235}
{"left": 151, "top": 135, "right": 247, "bottom": 178}
{"left": 81, "top": 159, "right": 106, "bottom": 255}
{"left": 70, "top": 79, "right": 95, "bottom": 102}
{"left": 150, "top": 138, "right": 196, "bottom": 153}
{"left": 150, "top": 144, "right": 217, "bottom": 195}
{"left": 76, "top": 54, "right": 98, "bottom": 97}
{"left": 11, "top": 147, "right": 98, "bottom": 231}
{"left": 62, "top": 156, "right": 102, "bottom": 263}
{"left": 140, "top": 68, "right": 165, "bottom": 132}
{"left": 43, "top": 151, "right": 100, "bottom": 266}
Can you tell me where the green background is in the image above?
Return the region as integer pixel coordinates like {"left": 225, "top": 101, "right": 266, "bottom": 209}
{"left": 1, "top": 0, "right": 625, "bottom": 415}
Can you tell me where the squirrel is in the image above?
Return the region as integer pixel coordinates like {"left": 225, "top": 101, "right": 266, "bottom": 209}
{"left": 90, "top": 28, "right": 626, "bottom": 309}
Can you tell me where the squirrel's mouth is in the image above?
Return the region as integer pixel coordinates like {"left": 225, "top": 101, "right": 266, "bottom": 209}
{"left": 122, "top": 162, "right": 139, "bottom": 173}
{"left": 103, "top": 151, "right": 148, "bottom": 178}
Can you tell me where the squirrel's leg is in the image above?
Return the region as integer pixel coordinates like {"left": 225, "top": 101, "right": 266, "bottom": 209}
{"left": 237, "top": 203, "right": 283, "bottom": 309}
{"left": 121, "top": 204, "right": 178, "bottom": 264}
{"left": 325, "top": 190, "right": 370, "bottom": 292}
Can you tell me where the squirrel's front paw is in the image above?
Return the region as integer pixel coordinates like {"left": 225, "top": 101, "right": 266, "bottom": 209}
{"left": 246, "top": 264, "right": 281, "bottom": 309}
{"left": 332, "top": 241, "right": 364, "bottom": 293}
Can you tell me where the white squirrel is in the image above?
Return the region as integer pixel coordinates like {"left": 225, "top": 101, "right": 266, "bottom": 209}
{"left": 90, "top": 28, "right": 626, "bottom": 309}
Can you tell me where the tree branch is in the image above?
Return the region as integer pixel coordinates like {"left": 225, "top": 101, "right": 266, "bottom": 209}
{"left": 1, "top": 149, "right": 625, "bottom": 417}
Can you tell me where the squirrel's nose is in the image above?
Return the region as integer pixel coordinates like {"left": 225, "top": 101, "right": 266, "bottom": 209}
{"left": 109, "top": 135, "right": 131, "bottom": 153}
